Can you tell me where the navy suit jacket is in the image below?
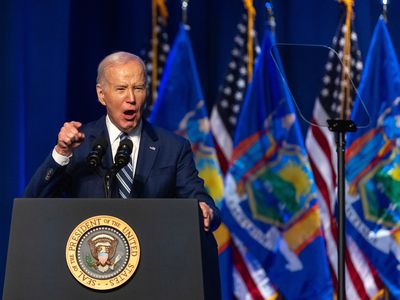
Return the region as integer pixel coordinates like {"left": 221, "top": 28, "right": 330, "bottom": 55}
{"left": 25, "top": 116, "right": 220, "bottom": 230}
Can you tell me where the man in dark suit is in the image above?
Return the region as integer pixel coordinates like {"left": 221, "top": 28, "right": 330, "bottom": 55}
{"left": 25, "top": 51, "right": 220, "bottom": 232}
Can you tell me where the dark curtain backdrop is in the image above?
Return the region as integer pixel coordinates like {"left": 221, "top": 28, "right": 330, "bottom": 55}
{"left": 1, "top": 0, "right": 398, "bottom": 292}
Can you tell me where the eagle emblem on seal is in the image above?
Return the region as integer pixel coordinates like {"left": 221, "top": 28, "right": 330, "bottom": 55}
{"left": 86, "top": 233, "right": 121, "bottom": 273}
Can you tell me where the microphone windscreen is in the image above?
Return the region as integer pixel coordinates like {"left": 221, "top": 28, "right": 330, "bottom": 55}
{"left": 92, "top": 137, "right": 108, "bottom": 150}
{"left": 86, "top": 137, "right": 108, "bottom": 168}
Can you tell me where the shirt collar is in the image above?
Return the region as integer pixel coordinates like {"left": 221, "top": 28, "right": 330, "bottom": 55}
{"left": 105, "top": 115, "right": 142, "bottom": 144}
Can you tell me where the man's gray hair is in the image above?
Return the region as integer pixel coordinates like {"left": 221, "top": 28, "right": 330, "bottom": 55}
{"left": 96, "top": 51, "right": 147, "bottom": 86}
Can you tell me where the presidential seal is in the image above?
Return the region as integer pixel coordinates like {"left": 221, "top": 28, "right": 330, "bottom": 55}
{"left": 66, "top": 215, "right": 140, "bottom": 290}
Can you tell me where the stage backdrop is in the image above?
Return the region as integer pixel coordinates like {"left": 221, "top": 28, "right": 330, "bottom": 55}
{"left": 1, "top": 0, "right": 398, "bottom": 293}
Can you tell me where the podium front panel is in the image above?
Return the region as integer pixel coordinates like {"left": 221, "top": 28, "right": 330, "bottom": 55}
{"left": 3, "top": 198, "right": 220, "bottom": 300}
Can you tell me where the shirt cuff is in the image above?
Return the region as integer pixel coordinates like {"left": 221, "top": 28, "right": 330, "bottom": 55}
{"left": 52, "top": 147, "right": 72, "bottom": 166}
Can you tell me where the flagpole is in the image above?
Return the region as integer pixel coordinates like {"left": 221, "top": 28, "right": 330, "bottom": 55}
{"left": 381, "top": 0, "right": 388, "bottom": 22}
{"left": 181, "top": 0, "right": 189, "bottom": 26}
{"left": 381, "top": 4, "right": 390, "bottom": 300}
{"left": 243, "top": 0, "right": 255, "bottom": 82}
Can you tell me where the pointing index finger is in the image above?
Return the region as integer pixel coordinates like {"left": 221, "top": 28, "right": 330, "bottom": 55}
{"left": 70, "top": 121, "right": 82, "bottom": 129}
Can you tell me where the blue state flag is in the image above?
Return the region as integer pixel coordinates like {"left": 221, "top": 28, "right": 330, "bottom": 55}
{"left": 221, "top": 24, "right": 333, "bottom": 299}
{"left": 149, "top": 24, "right": 229, "bottom": 297}
{"left": 150, "top": 25, "right": 224, "bottom": 205}
{"left": 346, "top": 18, "right": 400, "bottom": 297}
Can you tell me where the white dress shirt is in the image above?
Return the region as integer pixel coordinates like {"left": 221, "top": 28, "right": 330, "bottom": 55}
{"left": 105, "top": 115, "right": 141, "bottom": 178}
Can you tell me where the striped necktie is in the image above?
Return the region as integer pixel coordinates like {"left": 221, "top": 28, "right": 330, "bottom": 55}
{"left": 116, "top": 133, "right": 133, "bottom": 198}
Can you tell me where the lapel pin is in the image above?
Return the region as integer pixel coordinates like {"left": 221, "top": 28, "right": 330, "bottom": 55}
{"left": 149, "top": 146, "right": 156, "bottom": 151}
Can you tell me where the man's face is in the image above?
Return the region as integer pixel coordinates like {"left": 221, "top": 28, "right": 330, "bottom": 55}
{"left": 96, "top": 60, "right": 147, "bottom": 133}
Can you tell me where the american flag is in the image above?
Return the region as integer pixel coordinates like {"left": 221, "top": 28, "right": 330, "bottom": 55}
{"left": 143, "top": 1, "right": 170, "bottom": 110}
{"left": 210, "top": 13, "right": 260, "bottom": 174}
{"left": 305, "top": 11, "right": 383, "bottom": 299}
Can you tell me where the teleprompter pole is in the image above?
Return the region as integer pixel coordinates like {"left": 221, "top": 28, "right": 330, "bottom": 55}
{"left": 327, "top": 119, "right": 357, "bottom": 300}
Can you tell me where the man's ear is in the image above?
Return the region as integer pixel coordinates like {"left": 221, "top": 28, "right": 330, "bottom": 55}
{"left": 96, "top": 84, "right": 106, "bottom": 106}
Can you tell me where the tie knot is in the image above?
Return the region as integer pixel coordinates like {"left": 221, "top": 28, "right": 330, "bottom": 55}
{"left": 119, "top": 132, "right": 129, "bottom": 141}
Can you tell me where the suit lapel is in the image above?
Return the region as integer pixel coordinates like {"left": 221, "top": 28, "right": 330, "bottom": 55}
{"left": 132, "top": 120, "right": 159, "bottom": 197}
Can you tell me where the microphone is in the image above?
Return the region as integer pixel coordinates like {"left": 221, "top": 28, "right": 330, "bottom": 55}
{"left": 114, "top": 138, "right": 133, "bottom": 170}
{"left": 86, "top": 137, "right": 108, "bottom": 168}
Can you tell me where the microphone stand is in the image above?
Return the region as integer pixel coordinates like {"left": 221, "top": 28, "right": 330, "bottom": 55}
{"left": 327, "top": 119, "right": 357, "bottom": 300}
{"left": 104, "top": 165, "right": 121, "bottom": 198}
{"left": 104, "top": 171, "right": 113, "bottom": 199}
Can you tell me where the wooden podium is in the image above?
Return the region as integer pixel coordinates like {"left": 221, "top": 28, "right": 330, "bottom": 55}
{"left": 3, "top": 198, "right": 221, "bottom": 300}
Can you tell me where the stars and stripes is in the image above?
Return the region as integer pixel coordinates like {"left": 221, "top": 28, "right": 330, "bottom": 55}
{"left": 145, "top": 15, "right": 170, "bottom": 103}
{"left": 231, "top": 234, "right": 278, "bottom": 300}
{"left": 210, "top": 13, "right": 260, "bottom": 174}
{"left": 305, "top": 12, "right": 383, "bottom": 299}
{"left": 143, "top": 0, "right": 170, "bottom": 110}
{"left": 315, "top": 27, "right": 362, "bottom": 121}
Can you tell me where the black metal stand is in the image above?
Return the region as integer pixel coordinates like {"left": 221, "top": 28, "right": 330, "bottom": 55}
{"left": 327, "top": 119, "right": 357, "bottom": 300}
{"left": 104, "top": 166, "right": 120, "bottom": 198}
{"left": 104, "top": 173, "right": 113, "bottom": 198}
